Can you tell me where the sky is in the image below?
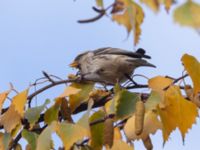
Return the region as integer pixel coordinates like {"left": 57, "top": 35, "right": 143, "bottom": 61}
{"left": 0, "top": 0, "right": 200, "bottom": 149}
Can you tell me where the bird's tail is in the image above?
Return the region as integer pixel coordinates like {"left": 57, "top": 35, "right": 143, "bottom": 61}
{"left": 127, "top": 59, "right": 156, "bottom": 68}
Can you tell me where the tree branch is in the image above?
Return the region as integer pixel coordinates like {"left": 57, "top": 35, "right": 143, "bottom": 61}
{"left": 28, "top": 78, "right": 78, "bottom": 107}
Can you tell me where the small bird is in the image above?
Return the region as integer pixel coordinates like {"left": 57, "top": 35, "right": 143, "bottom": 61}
{"left": 70, "top": 47, "right": 155, "bottom": 85}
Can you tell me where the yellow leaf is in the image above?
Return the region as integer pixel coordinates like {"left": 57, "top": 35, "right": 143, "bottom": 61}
{"left": 157, "top": 105, "right": 177, "bottom": 143}
{"left": 108, "top": 140, "right": 134, "bottom": 150}
{"left": 69, "top": 83, "right": 94, "bottom": 112}
{"left": 148, "top": 76, "right": 173, "bottom": 91}
{"left": 11, "top": 124, "right": 22, "bottom": 138}
{"left": 0, "top": 90, "right": 10, "bottom": 113}
{"left": 89, "top": 89, "right": 110, "bottom": 101}
{"left": 164, "top": 0, "right": 173, "bottom": 12}
{"left": 114, "top": 127, "right": 122, "bottom": 141}
{"left": 77, "top": 99, "right": 94, "bottom": 136}
{"left": 124, "top": 111, "right": 162, "bottom": 141}
{"left": 36, "top": 125, "right": 53, "bottom": 150}
{"left": 0, "top": 89, "right": 28, "bottom": 133}
{"left": 173, "top": 1, "right": 200, "bottom": 28}
{"left": 59, "top": 86, "right": 81, "bottom": 98}
{"left": 53, "top": 122, "right": 88, "bottom": 150}
{"left": 181, "top": 54, "right": 200, "bottom": 94}
{"left": 148, "top": 76, "right": 173, "bottom": 108}
{"left": 0, "top": 105, "right": 21, "bottom": 133}
{"left": 158, "top": 86, "right": 198, "bottom": 142}
{"left": 112, "top": 0, "right": 144, "bottom": 45}
{"left": 12, "top": 89, "right": 29, "bottom": 117}
{"left": 140, "top": 0, "right": 160, "bottom": 12}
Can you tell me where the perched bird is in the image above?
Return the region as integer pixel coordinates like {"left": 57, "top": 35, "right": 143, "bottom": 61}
{"left": 70, "top": 47, "right": 155, "bottom": 85}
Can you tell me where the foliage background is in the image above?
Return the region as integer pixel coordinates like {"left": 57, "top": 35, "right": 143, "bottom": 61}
{"left": 0, "top": 0, "right": 200, "bottom": 149}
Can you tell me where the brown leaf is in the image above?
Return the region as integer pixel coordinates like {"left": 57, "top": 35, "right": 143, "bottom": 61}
{"left": 60, "top": 98, "right": 73, "bottom": 122}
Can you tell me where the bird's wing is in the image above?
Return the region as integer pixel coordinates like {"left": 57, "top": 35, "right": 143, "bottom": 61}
{"left": 93, "top": 47, "right": 151, "bottom": 59}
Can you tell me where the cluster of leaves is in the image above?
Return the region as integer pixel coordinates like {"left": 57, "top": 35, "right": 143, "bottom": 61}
{"left": 79, "top": 0, "right": 200, "bottom": 45}
{"left": 0, "top": 53, "right": 200, "bottom": 150}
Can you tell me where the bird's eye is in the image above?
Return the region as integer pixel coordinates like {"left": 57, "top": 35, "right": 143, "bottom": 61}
{"left": 97, "top": 68, "right": 105, "bottom": 73}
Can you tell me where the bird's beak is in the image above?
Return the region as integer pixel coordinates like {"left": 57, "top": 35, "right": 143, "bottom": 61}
{"left": 145, "top": 62, "right": 156, "bottom": 68}
{"left": 69, "top": 61, "right": 79, "bottom": 68}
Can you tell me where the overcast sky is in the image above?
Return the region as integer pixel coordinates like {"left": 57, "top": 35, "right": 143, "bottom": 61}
{"left": 0, "top": 0, "right": 200, "bottom": 149}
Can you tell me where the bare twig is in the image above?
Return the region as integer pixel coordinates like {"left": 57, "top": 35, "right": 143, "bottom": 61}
{"left": 28, "top": 78, "right": 78, "bottom": 107}
{"left": 42, "top": 71, "right": 55, "bottom": 84}
{"left": 163, "top": 74, "right": 188, "bottom": 90}
{"left": 78, "top": 3, "right": 115, "bottom": 23}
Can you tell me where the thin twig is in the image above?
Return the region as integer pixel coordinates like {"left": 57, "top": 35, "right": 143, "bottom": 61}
{"left": 28, "top": 78, "right": 78, "bottom": 107}
{"left": 78, "top": 2, "right": 115, "bottom": 23}
{"left": 42, "top": 71, "right": 55, "bottom": 84}
{"left": 163, "top": 74, "right": 188, "bottom": 90}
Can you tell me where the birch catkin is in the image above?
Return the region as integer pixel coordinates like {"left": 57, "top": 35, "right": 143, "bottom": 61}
{"left": 103, "top": 118, "right": 114, "bottom": 148}
{"left": 135, "top": 100, "right": 145, "bottom": 135}
{"left": 142, "top": 135, "right": 153, "bottom": 150}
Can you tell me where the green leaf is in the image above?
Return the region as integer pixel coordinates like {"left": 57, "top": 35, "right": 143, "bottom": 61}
{"left": 22, "top": 129, "right": 38, "bottom": 150}
{"left": 89, "top": 110, "right": 105, "bottom": 150}
{"left": 44, "top": 98, "right": 62, "bottom": 125}
{"left": 115, "top": 89, "right": 139, "bottom": 119}
{"left": 25, "top": 99, "right": 50, "bottom": 128}
{"left": 77, "top": 100, "right": 94, "bottom": 134}
{"left": 53, "top": 122, "right": 88, "bottom": 150}
{"left": 145, "top": 91, "right": 162, "bottom": 111}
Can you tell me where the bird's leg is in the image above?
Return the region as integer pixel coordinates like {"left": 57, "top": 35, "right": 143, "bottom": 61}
{"left": 124, "top": 73, "right": 138, "bottom": 86}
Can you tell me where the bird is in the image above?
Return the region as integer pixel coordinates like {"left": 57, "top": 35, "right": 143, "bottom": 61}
{"left": 70, "top": 47, "right": 155, "bottom": 85}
